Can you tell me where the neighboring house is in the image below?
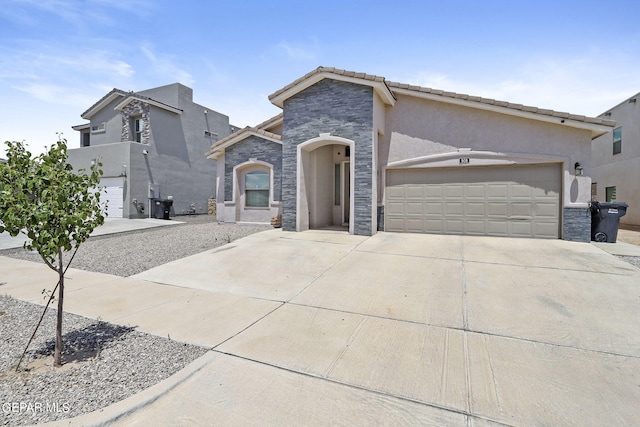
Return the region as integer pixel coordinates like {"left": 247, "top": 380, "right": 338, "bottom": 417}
{"left": 591, "top": 92, "right": 639, "bottom": 225}
{"left": 70, "top": 83, "right": 233, "bottom": 218}
{"left": 208, "top": 67, "right": 615, "bottom": 241}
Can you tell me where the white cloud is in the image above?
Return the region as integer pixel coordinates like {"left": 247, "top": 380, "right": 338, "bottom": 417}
{"left": 405, "top": 53, "right": 640, "bottom": 117}
{"left": 140, "top": 45, "right": 195, "bottom": 87}
{"left": 276, "top": 41, "right": 318, "bottom": 62}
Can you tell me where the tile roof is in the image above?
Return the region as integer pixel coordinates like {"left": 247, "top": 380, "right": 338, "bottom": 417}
{"left": 206, "top": 126, "right": 282, "bottom": 158}
{"left": 386, "top": 80, "right": 615, "bottom": 126}
{"left": 81, "top": 88, "right": 183, "bottom": 119}
{"left": 268, "top": 66, "right": 615, "bottom": 128}
{"left": 268, "top": 67, "right": 388, "bottom": 101}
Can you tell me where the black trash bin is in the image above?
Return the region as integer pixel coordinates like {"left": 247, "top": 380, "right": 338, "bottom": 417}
{"left": 590, "top": 201, "right": 628, "bottom": 243}
{"left": 154, "top": 199, "right": 173, "bottom": 220}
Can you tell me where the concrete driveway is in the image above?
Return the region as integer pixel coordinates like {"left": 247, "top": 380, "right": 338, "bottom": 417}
{"left": 3, "top": 229, "right": 639, "bottom": 426}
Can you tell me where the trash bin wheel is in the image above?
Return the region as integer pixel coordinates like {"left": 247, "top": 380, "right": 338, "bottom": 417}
{"left": 594, "top": 232, "right": 607, "bottom": 242}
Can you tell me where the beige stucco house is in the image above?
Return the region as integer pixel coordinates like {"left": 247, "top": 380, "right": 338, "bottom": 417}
{"left": 592, "top": 92, "right": 638, "bottom": 225}
{"left": 208, "top": 67, "right": 615, "bottom": 241}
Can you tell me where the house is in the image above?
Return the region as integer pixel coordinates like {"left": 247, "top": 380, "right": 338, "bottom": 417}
{"left": 591, "top": 92, "right": 639, "bottom": 225}
{"left": 69, "top": 83, "right": 235, "bottom": 218}
{"left": 207, "top": 67, "right": 615, "bottom": 241}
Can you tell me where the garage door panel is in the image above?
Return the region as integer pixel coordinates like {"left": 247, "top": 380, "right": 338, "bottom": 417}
{"left": 425, "top": 202, "right": 443, "bottom": 215}
{"left": 444, "top": 185, "right": 464, "bottom": 198}
{"left": 445, "top": 202, "right": 464, "bottom": 216}
{"left": 465, "top": 220, "right": 486, "bottom": 234}
{"left": 406, "top": 202, "right": 423, "bottom": 215}
{"left": 425, "top": 219, "right": 444, "bottom": 233}
{"left": 385, "top": 165, "right": 560, "bottom": 238}
{"left": 406, "top": 218, "right": 424, "bottom": 233}
{"left": 406, "top": 185, "right": 423, "bottom": 199}
{"left": 465, "top": 202, "right": 485, "bottom": 216}
{"left": 536, "top": 203, "right": 559, "bottom": 217}
{"left": 487, "top": 184, "right": 509, "bottom": 198}
{"left": 466, "top": 184, "right": 486, "bottom": 198}
{"left": 424, "top": 185, "right": 442, "bottom": 198}
{"left": 445, "top": 219, "right": 464, "bottom": 233}
{"left": 510, "top": 202, "right": 533, "bottom": 217}
{"left": 487, "top": 202, "right": 508, "bottom": 216}
{"left": 510, "top": 184, "right": 533, "bottom": 198}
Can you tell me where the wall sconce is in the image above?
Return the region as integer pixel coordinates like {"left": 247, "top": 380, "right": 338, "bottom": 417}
{"left": 90, "top": 159, "right": 95, "bottom": 166}
{"left": 574, "top": 162, "right": 583, "bottom": 176}
{"left": 120, "top": 165, "right": 127, "bottom": 177}
{"left": 142, "top": 150, "right": 149, "bottom": 155}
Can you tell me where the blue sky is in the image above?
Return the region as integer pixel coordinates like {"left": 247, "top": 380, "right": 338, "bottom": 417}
{"left": 1, "top": 0, "right": 639, "bottom": 157}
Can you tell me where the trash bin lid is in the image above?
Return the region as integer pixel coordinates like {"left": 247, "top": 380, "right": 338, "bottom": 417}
{"left": 599, "top": 202, "right": 629, "bottom": 208}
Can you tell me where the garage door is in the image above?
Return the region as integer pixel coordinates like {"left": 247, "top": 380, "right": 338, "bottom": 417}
{"left": 98, "top": 177, "right": 124, "bottom": 218}
{"left": 385, "top": 164, "right": 561, "bottom": 238}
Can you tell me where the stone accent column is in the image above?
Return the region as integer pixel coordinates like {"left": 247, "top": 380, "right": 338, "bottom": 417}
{"left": 563, "top": 206, "right": 591, "bottom": 242}
{"left": 121, "top": 100, "right": 151, "bottom": 144}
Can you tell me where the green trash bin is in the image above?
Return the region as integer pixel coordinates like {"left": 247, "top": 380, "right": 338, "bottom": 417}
{"left": 590, "top": 201, "right": 628, "bottom": 243}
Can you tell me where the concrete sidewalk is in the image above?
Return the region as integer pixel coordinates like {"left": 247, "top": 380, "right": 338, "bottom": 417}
{"left": 0, "top": 218, "right": 182, "bottom": 250}
{"left": 1, "top": 230, "right": 639, "bottom": 426}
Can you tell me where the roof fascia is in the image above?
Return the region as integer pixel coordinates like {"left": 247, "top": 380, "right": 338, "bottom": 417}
{"left": 81, "top": 92, "right": 126, "bottom": 119}
{"left": 114, "top": 96, "right": 183, "bottom": 114}
{"left": 270, "top": 72, "right": 396, "bottom": 108}
{"left": 206, "top": 129, "right": 282, "bottom": 159}
{"left": 392, "top": 87, "right": 614, "bottom": 139}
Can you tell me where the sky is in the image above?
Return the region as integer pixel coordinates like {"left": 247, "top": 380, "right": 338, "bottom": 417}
{"left": 1, "top": 0, "right": 640, "bottom": 157}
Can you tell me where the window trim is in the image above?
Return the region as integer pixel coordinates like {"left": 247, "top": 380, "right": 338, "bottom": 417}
{"left": 613, "top": 127, "right": 622, "bottom": 155}
{"left": 244, "top": 170, "right": 270, "bottom": 208}
{"left": 90, "top": 122, "right": 106, "bottom": 134}
{"left": 231, "top": 159, "right": 275, "bottom": 210}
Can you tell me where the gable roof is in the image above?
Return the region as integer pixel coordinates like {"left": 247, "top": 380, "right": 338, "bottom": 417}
{"left": 269, "top": 67, "right": 396, "bottom": 108}
{"left": 81, "top": 89, "right": 127, "bottom": 119}
{"left": 269, "top": 66, "right": 616, "bottom": 139}
{"left": 81, "top": 88, "right": 183, "bottom": 119}
{"left": 255, "top": 113, "right": 283, "bottom": 132}
{"left": 206, "top": 126, "right": 282, "bottom": 160}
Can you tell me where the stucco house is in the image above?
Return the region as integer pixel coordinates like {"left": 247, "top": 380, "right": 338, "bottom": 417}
{"left": 70, "top": 83, "right": 235, "bottom": 218}
{"left": 208, "top": 67, "right": 615, "bottom": 241}
{"left": 591, "top": 92, "right": 638, "bottom": 225}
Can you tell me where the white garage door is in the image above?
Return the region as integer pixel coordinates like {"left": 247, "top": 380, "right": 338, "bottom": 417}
{"left": 98, "top": 177, "right": 124, "bottom": 218}
{"left": 385, "top": 164, "right": 561, "bottom": 238}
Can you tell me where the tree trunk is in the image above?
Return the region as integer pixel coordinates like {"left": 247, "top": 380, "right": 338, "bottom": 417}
{"left": 54, "top": 248, "right": 64, "bottom": 367}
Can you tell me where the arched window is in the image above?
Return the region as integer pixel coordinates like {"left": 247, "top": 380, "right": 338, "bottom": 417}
{"left": 245, "top": 170, "right": 269, "bottom": 207}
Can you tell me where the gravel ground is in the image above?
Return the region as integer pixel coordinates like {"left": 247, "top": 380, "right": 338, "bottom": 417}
{"left": 0, "top": 215, "right": 270, "bottom": 277}
{"left": 616, "top": 255, "right": 640, "bottom": 269}
{"left": 0, "top": 216, "right": 270, "bottom": 425}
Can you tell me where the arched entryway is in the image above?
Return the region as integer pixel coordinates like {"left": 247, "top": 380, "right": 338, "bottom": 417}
{"left": 296, "top": 134, "right": 354, "bottom": 233}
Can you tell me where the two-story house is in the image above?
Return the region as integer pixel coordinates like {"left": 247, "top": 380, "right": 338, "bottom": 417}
{"left": 70, "top": 83, "right": 234, "bottom": 218}
{"left": 591, "top": 92, "right": 639, "bottom": 226}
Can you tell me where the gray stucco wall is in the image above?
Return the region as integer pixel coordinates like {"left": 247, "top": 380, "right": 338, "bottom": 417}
{"left": 224, "top": 136, "right": 283, "bottom": 202}
{"left": 71, "top": 83, "right": 231, "bottom": 218}
{"left": 282, "top": 79, "right": 375, "bottom": 235}
{"left": 592, "top": 98, "right": 639, "bottom": 225}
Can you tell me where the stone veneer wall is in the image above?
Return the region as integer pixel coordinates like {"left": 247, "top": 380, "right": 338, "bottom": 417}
{"left": 224, "top": 136, "right": 283, "bottom": 202}
{"left": 563, "top": 207, "right": 591, "bottom": 242}
{"left": 282, "top": 79, "right": 374, "bottom": 235}
{"left": 121, "top": 100, "right": 150, "bottom": 144}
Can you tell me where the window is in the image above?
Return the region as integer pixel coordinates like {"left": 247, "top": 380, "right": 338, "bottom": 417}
{"left": 606, "top": 186, "right": 617, "bottom": 202}
{"left": 82, "top": 132, "right": 90, "bottom": 147}
{"left": 613, "top": 127, "right": 622, "bottom": 155}
{"left": 134, "top": 117, "right": 143, "bottom": 143}
{"left": 245, "top": 170, "right": 269, "bottom": 207}
{"left": 591, "top": 182, "right": 597, "bottom": 200}
{"left": 91, "top": 122, "right": 106, "bottom": 133}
